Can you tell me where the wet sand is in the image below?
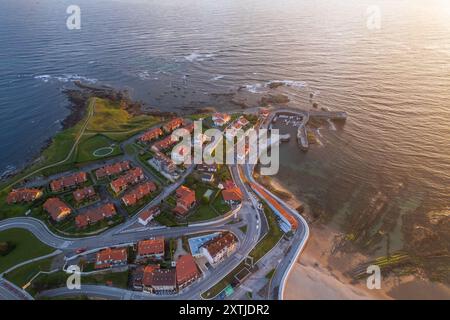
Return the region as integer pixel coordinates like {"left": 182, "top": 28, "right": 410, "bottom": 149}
{"left": 269, "top": 177, "right": 450, "bottom": 300}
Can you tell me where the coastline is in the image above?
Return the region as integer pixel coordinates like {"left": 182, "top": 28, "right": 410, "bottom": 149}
{"left": 268, "top": 177, "right": 450, "bottom": 300}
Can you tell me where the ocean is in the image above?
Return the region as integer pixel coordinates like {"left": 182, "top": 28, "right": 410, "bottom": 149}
{"left": 0, "top": 0, "right": 449, "bottom": 258}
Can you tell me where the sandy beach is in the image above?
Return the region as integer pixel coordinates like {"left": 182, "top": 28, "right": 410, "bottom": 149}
{"left": 268, "top": 177, "right": 450, "bottom": 300}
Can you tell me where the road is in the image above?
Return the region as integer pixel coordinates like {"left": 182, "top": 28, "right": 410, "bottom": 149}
{"left": 0, "top": 109, "right": 310, "bottom": 301}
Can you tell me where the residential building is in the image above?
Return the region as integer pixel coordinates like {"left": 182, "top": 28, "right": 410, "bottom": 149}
{"left": 6, "top": 188, "right": 43, "bottom": 204}
{"left": 173, "top": 186, "right": 196, "bottom": 216}
{"left": 75, "top": 203, "right": 117, "bottom": 229}
{"left": 110, "top": 167, "right": 145, "bottom": 194}
{"left": 43, "top": 198, "right": 71, "bottom": 222}
{"left": 139, "top": 127, "right": 163, "bottom": 143}
{"left": 143, "top": 268, "right": 176, "bottom": 293}
{"left": 95, "top": 161, "right": 130, "bottom": 180}
{"left": 163, "top": 117, "right": 184, "bottom": 133}
{"left": 50, "top": 172, "right": 87, "bottom": 192}
{"left": 171, "top": 145, "right": 190, "bottom": 164}
{"left": 73, "top": 186, "right": 96, "bottom": 203}
{"left": 95, "top": 247, "right": 128, "bottom": 270}
{"left": 136, "top": 238, "right": 165, "bottom": 260}
{"left": 121, "top": 181, "right": 157, "bottom": 207}
{"left": 212, "top": 113, "right": 231, "bottom": 127}
{"left": 152, "top": 151, "right": 176, "bottom": 174}
{"left": 176, "top": 254, "right": 200, "bottom": 289}
{"left": 151, "top": 135, "right": 177, "bottom": 152}
{"left": 200, "top": 232, "right": 237, "bottom": 265}
{"left": 221, "top": 180, "right": 243, "bottom": 205}
{"left": 138, "top": 207, "right": 161, "bottom": 226}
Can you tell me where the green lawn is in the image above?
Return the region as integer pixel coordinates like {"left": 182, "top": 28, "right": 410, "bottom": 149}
{"left": 86, "top": 98, "right": 160, "bottom": 137}
{"left": 0, "top": 229, "right": 54, "bottom": 274}
{"left": 29, "top": 270, "right": 129, "bottom": 296}
{"left": 4, "top": 256, "right": 55, "bottom": 288}
{"left": 248, "top": 204, "right": 283, "bottom": 262}
{"left": 76, "top": 134, "right": 122, "bottom": 163}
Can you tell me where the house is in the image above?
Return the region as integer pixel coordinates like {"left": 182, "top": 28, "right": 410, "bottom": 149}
{"left": 95, "top": 161, "right": 130, "bottom": 180}
{"left": 121, "top": 181, "right": 157, "bottom": 207}
{"left": 73, "top": 186, "right": 96, "bottom": 203}
{"left": 151, "top": 135, "right": 177, "bottom": 152}
{"left": 196, "top": 164, "right": 217, "bottom": 173}
{"left": 50, "top": 172, "right": 87, "bottom": 192}
{"left": 110, "top": 167, "right": 145, "bottom": 194}
{"left": 181, "top": 123, "right": 194, "bottom": 134}
{"left": 200, "top": 232, "right": 237, "bottom": 265}
{"left": 221, "top": 180, "right": 243, "bottom": 205}
{"left": 212, "top": 113, "right": 231, "bottom": 127}
{"left": 136, "top": 238, "right": 165, "bottom": 260}
{"left": 143, "top": 268, "right": 176, "bottom": 293}
{"left": 138, "top": 206, "right": 161, "bottom": 226}
{"left": 6, "top": 188, "right": 43, "bottom": 204}
{"left": 163, "top": 117, "right": 184, "bottom": 133}
{"left": 75, "top": 203, "right": 117, "bottom": 229}
{"left": 201, "top": 173, "right": 214, "bottom": 183}
{"left": 141, "top": 264, "right": 160, "bottom": 292}
{"left": 95, "top": 247, "right": 128, "bottom": 270}
{"left": 139, "top": 127, "right": 163, "bottom": 143}
{"left": 43, "top": 198, "right": 71, "bottom": 222}
{"left": 173, "top": 186, "right": 196, "bottom": 216}
{"left": 152, "top": 151, "right": 176, "bottom": 174}
{"left": 176, "top": 254, "right": 200, "bottom": 289}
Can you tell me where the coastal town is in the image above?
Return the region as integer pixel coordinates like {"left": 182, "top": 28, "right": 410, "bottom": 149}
{"left": 0, "top": 93, "right": 346, "bottom": 300}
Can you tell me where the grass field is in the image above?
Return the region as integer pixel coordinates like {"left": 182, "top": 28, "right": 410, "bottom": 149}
{"left": 85, "top": 98, "right": 161, "bottom": 139}
{"left": 4, "top": 256, "right": 55, "bottom": 288}
{"left": 29, "top": 270, "right": 129, "bottom": 296}
{"left": 0, "top": 229, "right": 54, "bottom": 274}
{"left": 76, "top": 134, "right": 122, "bottom": 163}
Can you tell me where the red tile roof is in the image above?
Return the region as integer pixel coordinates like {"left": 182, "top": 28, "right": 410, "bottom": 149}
{"left": 139, "top": 127, "right": 163, "bottom": 142}
{"left": 202, "top": 232, "right": 237, "bottom": 259}
{"left": 251, "top": 182, "right": 298, "bottom": 230}
{"left": 95, "top": 247, "right": 127, "bottom": 269}
{"left": 7, "top": 188, "right": 42, "bottom": 204}
{"left": 121, "top": 181, "right": 156, "bottom": 206}
{"left": 176, "top": 254, "right": 199, "bottom": 286}
{"left": 143, "top": 268, "right": 176, "bottom": 288}
{"left": 75, "top": 203, "right": 116, "bottom": 228}
{"left": 73, "top": 186, "right": 96, "bottom": 203}
{"left": 43, "top": 198, "right": 71, "bottom": 221}
{"left": 163, "top": 117, "right": 184, "bottom": 132}
{"left": 95, "top": 161, "right": 130, "bottom": 180}
{"left": 110, "top": 167, "right": 144, "bottom": 194}
{"left": 222, "top": 180, "right": 243, "bottom": 202}
{"left": 152, "top": 135, "right": 177, "bottom": 151}
{"left": 139, "top": 206, "right": 161, "bottom": 222}
{"left": 173, "top": 186, "right": 196, "bottom": 216}
{"left": 137, "top": 238, "right": 165, "bottom": 257}
{"left": 50, "top": 172, "right": 87, "bottom": 192}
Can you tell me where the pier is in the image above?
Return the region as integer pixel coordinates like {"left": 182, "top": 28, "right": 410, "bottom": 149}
{"left": 265, "top": 107, "right": 346, "bottom": 151}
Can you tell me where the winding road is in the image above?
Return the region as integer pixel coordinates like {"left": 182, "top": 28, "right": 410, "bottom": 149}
{"left": 0, "top": 109, "right": 311, "bottom": 301}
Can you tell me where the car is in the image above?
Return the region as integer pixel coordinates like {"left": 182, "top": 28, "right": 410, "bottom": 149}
{"left": 75, "top": 248, "right": 87, "bottom": 254}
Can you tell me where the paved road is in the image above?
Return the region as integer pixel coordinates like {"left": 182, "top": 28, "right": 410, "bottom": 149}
{"left": 0, "top": 279, "right": 33, "bottom": 300}
{"left": 0, "top": 110, "right": 310, "bottom": 300}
